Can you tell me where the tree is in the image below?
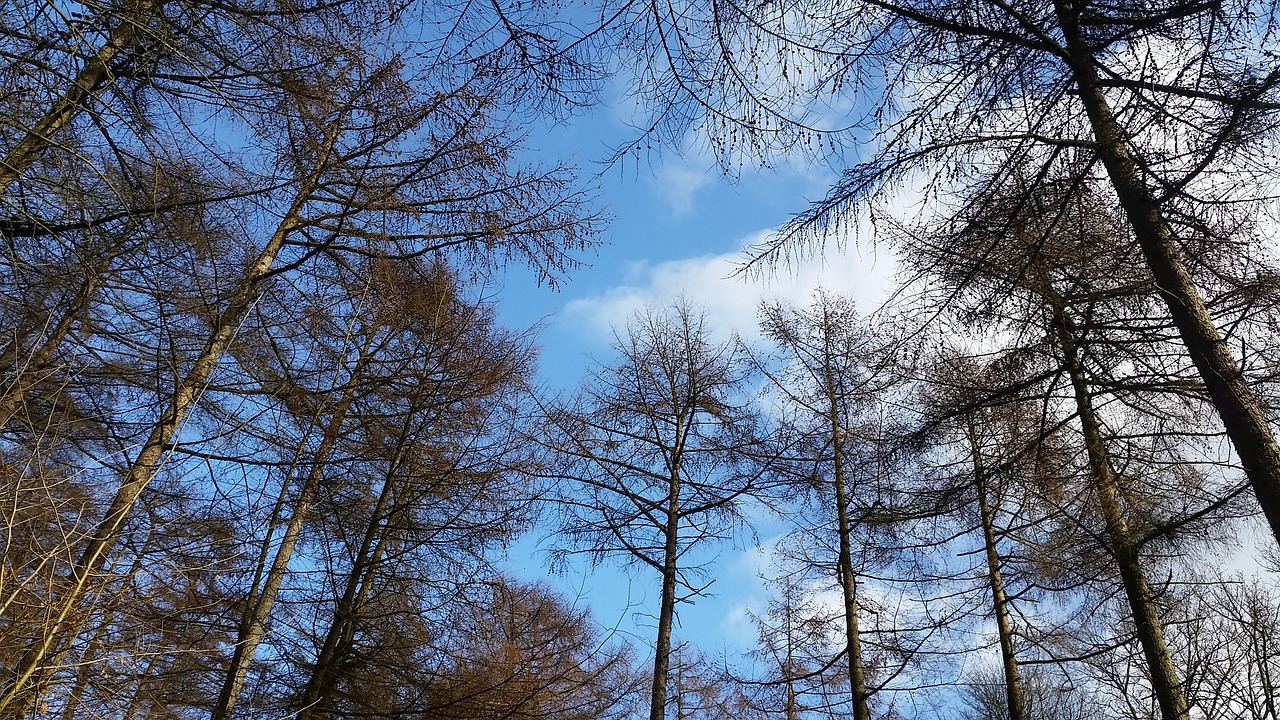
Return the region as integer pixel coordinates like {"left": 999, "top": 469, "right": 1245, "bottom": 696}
{"left": 598, "top": 0, "right": 1280, "bottom": 546}
{"left": 212, "top": 259, "right": 470, "bottom": 719}
{"left": 914, "top": 357, "right": 1060, "bottom": 720}
{"left": 734, "top": 576, "right": 862, "bottom": 720}
{"left": 898, "top": 173, "right": 1243, "bottom": 720}
{"left": 424, "top": 578, "right": 642, "bottom": 720}
{"left": 287, "top": 264, "right": 538, "bottom": 720}
{"left": 962, "top": 663, "right": 1093, "bottom": 720}
{"left": 754, "top": 292, "right": 899, "bottom": 720}
{"left": 539, "top": 301, "right": 765, "bottom": 720}
{"left": 1175, "top": 575, "right": 1280, "bottom": 720}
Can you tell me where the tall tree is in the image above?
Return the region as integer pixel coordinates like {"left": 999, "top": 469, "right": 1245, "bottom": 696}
{"left": 539, "top": 301, "right": 765, "bottom": 720}
{"left": 281, "top": 263, "right": 538, "bottom": 719}
{"left": 918, "top": 372, "right": 1038, "bottom": 720}
{"left": 755, "top": 292, "right": 896, "bottom": 720}
{"left": 899, "top": 174, "right": 1245, "bottom": 720}
{"left": 735, "top": 575, "right": 863, "bottom": 720}
{"left": 1173, "top": 575, "right": 1280, "bottom": 720}
{"left": 0, "top": 2, "right": 601, "bottom": 714}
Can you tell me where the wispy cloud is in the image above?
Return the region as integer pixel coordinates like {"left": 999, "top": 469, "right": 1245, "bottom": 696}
{"left": 654, "top": 160, "right": 715, "bottom": 217}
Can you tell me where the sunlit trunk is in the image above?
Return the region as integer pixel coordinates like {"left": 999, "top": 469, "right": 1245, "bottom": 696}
{"left": 966, "top": 421, "right": 1027, "bottom": 720}
{"left": 0, "top": 0, "right": 163, "bottom": 191}
{"left": 0, "top": 122, "right": 341, "bottom": 720}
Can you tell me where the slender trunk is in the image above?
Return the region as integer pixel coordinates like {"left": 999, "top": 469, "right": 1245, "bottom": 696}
{"left": 1054, "top": 0, "right": 1280, "bottom": 546}
{"left": 783, "top": 602, "right": 798, "bottom": 720}
{"left": 966, "top": 421, "right": 1027, "bottom": 720}
{"left": 297, "top": 427, "right": 411, "bottom": 720}
{"left": 212, "top": 352, "right": 366, "bottom": 720}
{"left": 0, "top": 0, "right": 162, "bottom": 191}
{"left": 649, "top": 478, "right": 681, "bottom": 720}
{"left": 826, "top": 359, "right": 870, "bottom": 720}
{"left": 1053, "top": 307, "right": 1190, "bottom": 720}
{"left": 0, "top": 122, "right": 340, "bottom": 720}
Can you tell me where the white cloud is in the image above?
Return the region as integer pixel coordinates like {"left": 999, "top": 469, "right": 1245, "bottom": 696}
{"left": 654, "top": 160, "right": 716, "bottom": 217}
{"left": 563, "top": 228, "right": 897, "bottom": 345}
{"left": 710, "top": 533, "right": 862, "bottom": 655}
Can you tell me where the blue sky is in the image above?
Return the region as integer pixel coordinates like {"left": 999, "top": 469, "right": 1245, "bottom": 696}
{"left": 500, "top": 97, "right": 898, "bottom": 382}
{"left": 493, "top": 91, "right": 902, "bottom": 662}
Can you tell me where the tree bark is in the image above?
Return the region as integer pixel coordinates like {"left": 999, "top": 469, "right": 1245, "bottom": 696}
{"left": 0, "top": 0, "right": 162, "bottom": 191}
{"left": 783, "top": 601, "right": 799, "bottom": 720}
{"left": 966, "top": 420, "right": 1028, "bottom": 720}
{"left": 1053, "top": 306, "right": 1190, "bottom": 720}
{"left": 649, "top": 471, "right": 681, "bottom": 720}
{"left": 1054, "top": 0, "right": 1280, "bottom": 546}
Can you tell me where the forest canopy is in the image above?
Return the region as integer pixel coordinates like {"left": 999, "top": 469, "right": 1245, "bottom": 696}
{"left": 3, "top": 1, "right": 1279, "bottom": 719}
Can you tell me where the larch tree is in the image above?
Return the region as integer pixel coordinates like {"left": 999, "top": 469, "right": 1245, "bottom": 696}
{"left": 423, "top": 578, "right": 643, "bottom": 720}
{"left": 962, "top": 663, "right": 1093, "bottom": 720}
{"left": 734, "top": 574, "right": 864, "bottom": 720}
{"left": 1172, "top": 575, "right": 1280, "bottom": 720}
{"left": 898, "top": 171, "right": 1258, "bottom": 720}
{"left": 913, "top": 357, "right": 1053, "bottom": 720}
{"left": 288, "top": 263, "right": 539, "bottom": 720}
{"left": 539, "top": 300, "right": 766, "bottom": 720}
{"left": 754, "top": 292, "right": 900, "bottom": 720}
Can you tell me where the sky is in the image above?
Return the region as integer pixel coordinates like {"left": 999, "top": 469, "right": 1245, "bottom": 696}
{"left": 464, "top": 34, "right": 1280, "bottom": 716}
{"left": 492, "top": 88, "right": 902, "bottom": 661}
{"left": 499, "top": 101, "right": 899, "bottom": 380}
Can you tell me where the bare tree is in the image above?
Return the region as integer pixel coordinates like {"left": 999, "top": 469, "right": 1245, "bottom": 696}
{"left": 734, "top": 575, "right": 865, "bottom": 720}
{"left": 539, "top": 300, "right": 765, "bottom": 720}
{"left": 915, "top": 364, "right": 1052, "bottom": 720}
{"left": 754, "top": 292, "right": 903, "bottom": 720}
{"left": 963, "top": 663, "right": 1093, "bottom": 720}
{"left": 898, "top": 173, "right": 1240, "bottom": 720}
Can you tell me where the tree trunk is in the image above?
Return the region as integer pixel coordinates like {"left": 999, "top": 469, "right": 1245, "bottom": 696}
{"left": 1054, "top": 0, "right": 1280, "bottom": 547}
{"left": 649, "top": 479, "right": 681, "bottom": 720}
{"left": 826, "top": 361, "right": 871, "bottom": 720}
{"left": 783, "top": 601, "right": 799, "bottom": 720}
{"left": 0, "top": 0, "right": 162, "bottom": 191}
{"left": 1053, "top": 307, "right": 1190, "bottom": 720}
{"left": 297, "top": 426, "right": 411, "bottom": 720}
{"left": 966, "top": 421, "right": 1028, "bottom": 720}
